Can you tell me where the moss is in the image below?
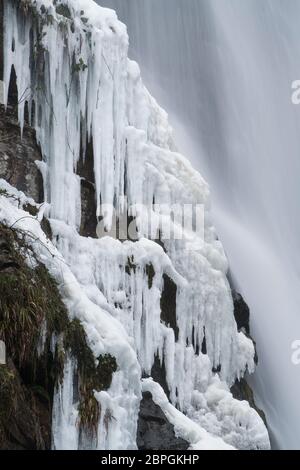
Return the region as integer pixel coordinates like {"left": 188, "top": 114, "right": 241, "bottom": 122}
{"left": 126, "top": 259, "right": 155, "bottom": 289}
{"left": 73, "top": 58, "right": 88, "bottom": 73}
{"left": 0, "top": 366, "right": 15, "bottom": 424}
{"left": 64, "top": 319, "right": 117, "bottom": 430}
{"left": 29, "top": 384, "right": 50, "bottom": 405}
{"left": 40, "top": 216, "right": 52, "bottom": 240}
{"left": 23, "top": 203, "right": 39, "bottom": 216}
{"left": 0, "top": 189, "right": 18, "bottom": 203}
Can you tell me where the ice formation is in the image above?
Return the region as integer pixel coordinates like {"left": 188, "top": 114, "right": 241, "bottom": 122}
{"left": 1, "top": 0, "right": 270, "bottom": 450}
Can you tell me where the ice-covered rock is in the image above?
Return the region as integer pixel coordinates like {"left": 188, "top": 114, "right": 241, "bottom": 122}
{"left": 0, "top": 0, "right": 270, "bottom": 450}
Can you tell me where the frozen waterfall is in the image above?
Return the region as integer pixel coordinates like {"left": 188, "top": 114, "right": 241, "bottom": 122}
{"left": 100, "top": 0, "right": 300, "bottom": 449}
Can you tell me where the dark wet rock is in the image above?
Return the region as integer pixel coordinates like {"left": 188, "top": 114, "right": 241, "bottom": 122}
{"left": 150, "top": 356, "right": 170, "bottom": 399}
{"left": 0, "top": 4, "right": 43, "bottom": 202}
{"left": 0, "top": 359, "right": 51, "bottom": 450}
{"left": 232, "top": 291, "right": 250, "bottom": 335}
{"left": 0, "top": 104, "right": 44, "bottom": 203}
{"left": 232, "top": 290, "right": 258, "bottom": 365}
{"left": 231, "top": 377, "right": 267, "bottom": 427}
{"left": 0, "top": 0, "right": 3, "bottom": 81}
{"left": 137, "top": 392, "right": 189, "bottom": 450}
{"left": 41, "top": 216, "right": 52, "bottom": 240}
{"left": 77, "top": 137, "right": 98, "bottom": 238}
{"left": 80, "top": 179, "right": 97, "bottom": 238}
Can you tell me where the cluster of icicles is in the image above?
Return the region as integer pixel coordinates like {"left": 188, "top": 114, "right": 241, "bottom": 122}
{"left": 2, "top": 0, "right": 269, "bottom": 449}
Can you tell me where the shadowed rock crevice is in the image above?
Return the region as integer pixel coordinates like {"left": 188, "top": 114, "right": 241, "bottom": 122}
{"left": 160, "top": 274, "right": 178, "bottom": 341}
{"left": 0, "top": 223, "right": 116, "bottom": 449}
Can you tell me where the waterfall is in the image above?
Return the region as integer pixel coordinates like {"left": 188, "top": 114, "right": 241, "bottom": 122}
{"left": 99, "top": 0, "right": 300, "bottom": 449}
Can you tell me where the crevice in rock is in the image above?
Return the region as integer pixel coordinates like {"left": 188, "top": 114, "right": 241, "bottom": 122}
{"left": 232, "top": 290, "right": 258, "bottom": 365}
{"left": 7, "top": 65, "right": 18, "bottom": 111}
{"left": 0, "top": 223, "right": 117, "bottom": 448}
{"left": 160, "top": 274, "right": 179, "bottom": 341}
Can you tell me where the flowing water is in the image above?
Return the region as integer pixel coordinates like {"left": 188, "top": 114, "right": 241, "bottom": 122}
{"left": 98, "top": 0, "right": 300, "bottom": 449}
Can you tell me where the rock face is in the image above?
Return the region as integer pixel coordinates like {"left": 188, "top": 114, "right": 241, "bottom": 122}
{"left": 0, "top": 8, "right": 49, "bottom": 447}
{"left": 0, "top": 0, "right": 3, "bottom": 81}
{"left": 0, "top": 359, "right": 51, "bottom": 450}
{"left": 230, "top": 377, "right": 267, "bottom": 427}
{"left": 232, "top": 291, "right": 250, "bottom": 335}
{"left": 0, "top": 0, "right": 268, "bottom": 451}
{"left": 230, "top": 291, "right": 264, "bottom": 423}
{"left": 137, "top": 392, "right": 188, "bottom": 450}
{"left": 0, "top": 103, "right": 44, "bottom": 203}
{"left": 0, "top": 227, "right": 52, "bottom": 449}
{"left": 77, "top": 143, "right": 98, "bottom": 238}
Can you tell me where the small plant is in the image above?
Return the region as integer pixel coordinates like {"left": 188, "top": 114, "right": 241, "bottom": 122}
{"left": 0, "top": 223, "right": 117, "bottom": 434}
{"left": 0, "top": 189, "right": 8, "bottom": 197}
{"left": 73, "top": 58, "right": 88, "bottom": 73}
{"left": 23, "top": 203, "right": 39, "bottom": 216}
{"left": 0, "top": 366, "right": 16, "bottom": 426}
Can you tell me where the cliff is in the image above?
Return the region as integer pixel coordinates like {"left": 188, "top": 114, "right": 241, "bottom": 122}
{"left": 0, "top": 0, "right": 269, "bottom": 450}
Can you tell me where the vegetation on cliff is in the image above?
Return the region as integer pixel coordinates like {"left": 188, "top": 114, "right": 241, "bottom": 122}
{"left": 0, "top": 221, "right": 117, "bottom": 448}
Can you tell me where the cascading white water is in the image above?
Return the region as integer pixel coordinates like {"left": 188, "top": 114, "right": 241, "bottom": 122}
{"left": 99, "top": 0, "right": 300, "bottom": 449}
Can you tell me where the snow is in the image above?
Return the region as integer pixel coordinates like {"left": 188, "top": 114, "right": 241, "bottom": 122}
{"left": 1, "top": 0, "right": 270, "bottom": 451}
{"left": 142, "top": 378, "right": 235, "bottom": 450}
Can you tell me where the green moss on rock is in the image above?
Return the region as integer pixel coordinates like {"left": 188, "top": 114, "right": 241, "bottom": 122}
{"left": 0, "top": 365, "right": 15, "bottom": 425}
{"left": 0, "top": 222, "right": 117, "bottom": 439}
{"left": 0, "top": 224, "right": 68, "bottom": 367}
